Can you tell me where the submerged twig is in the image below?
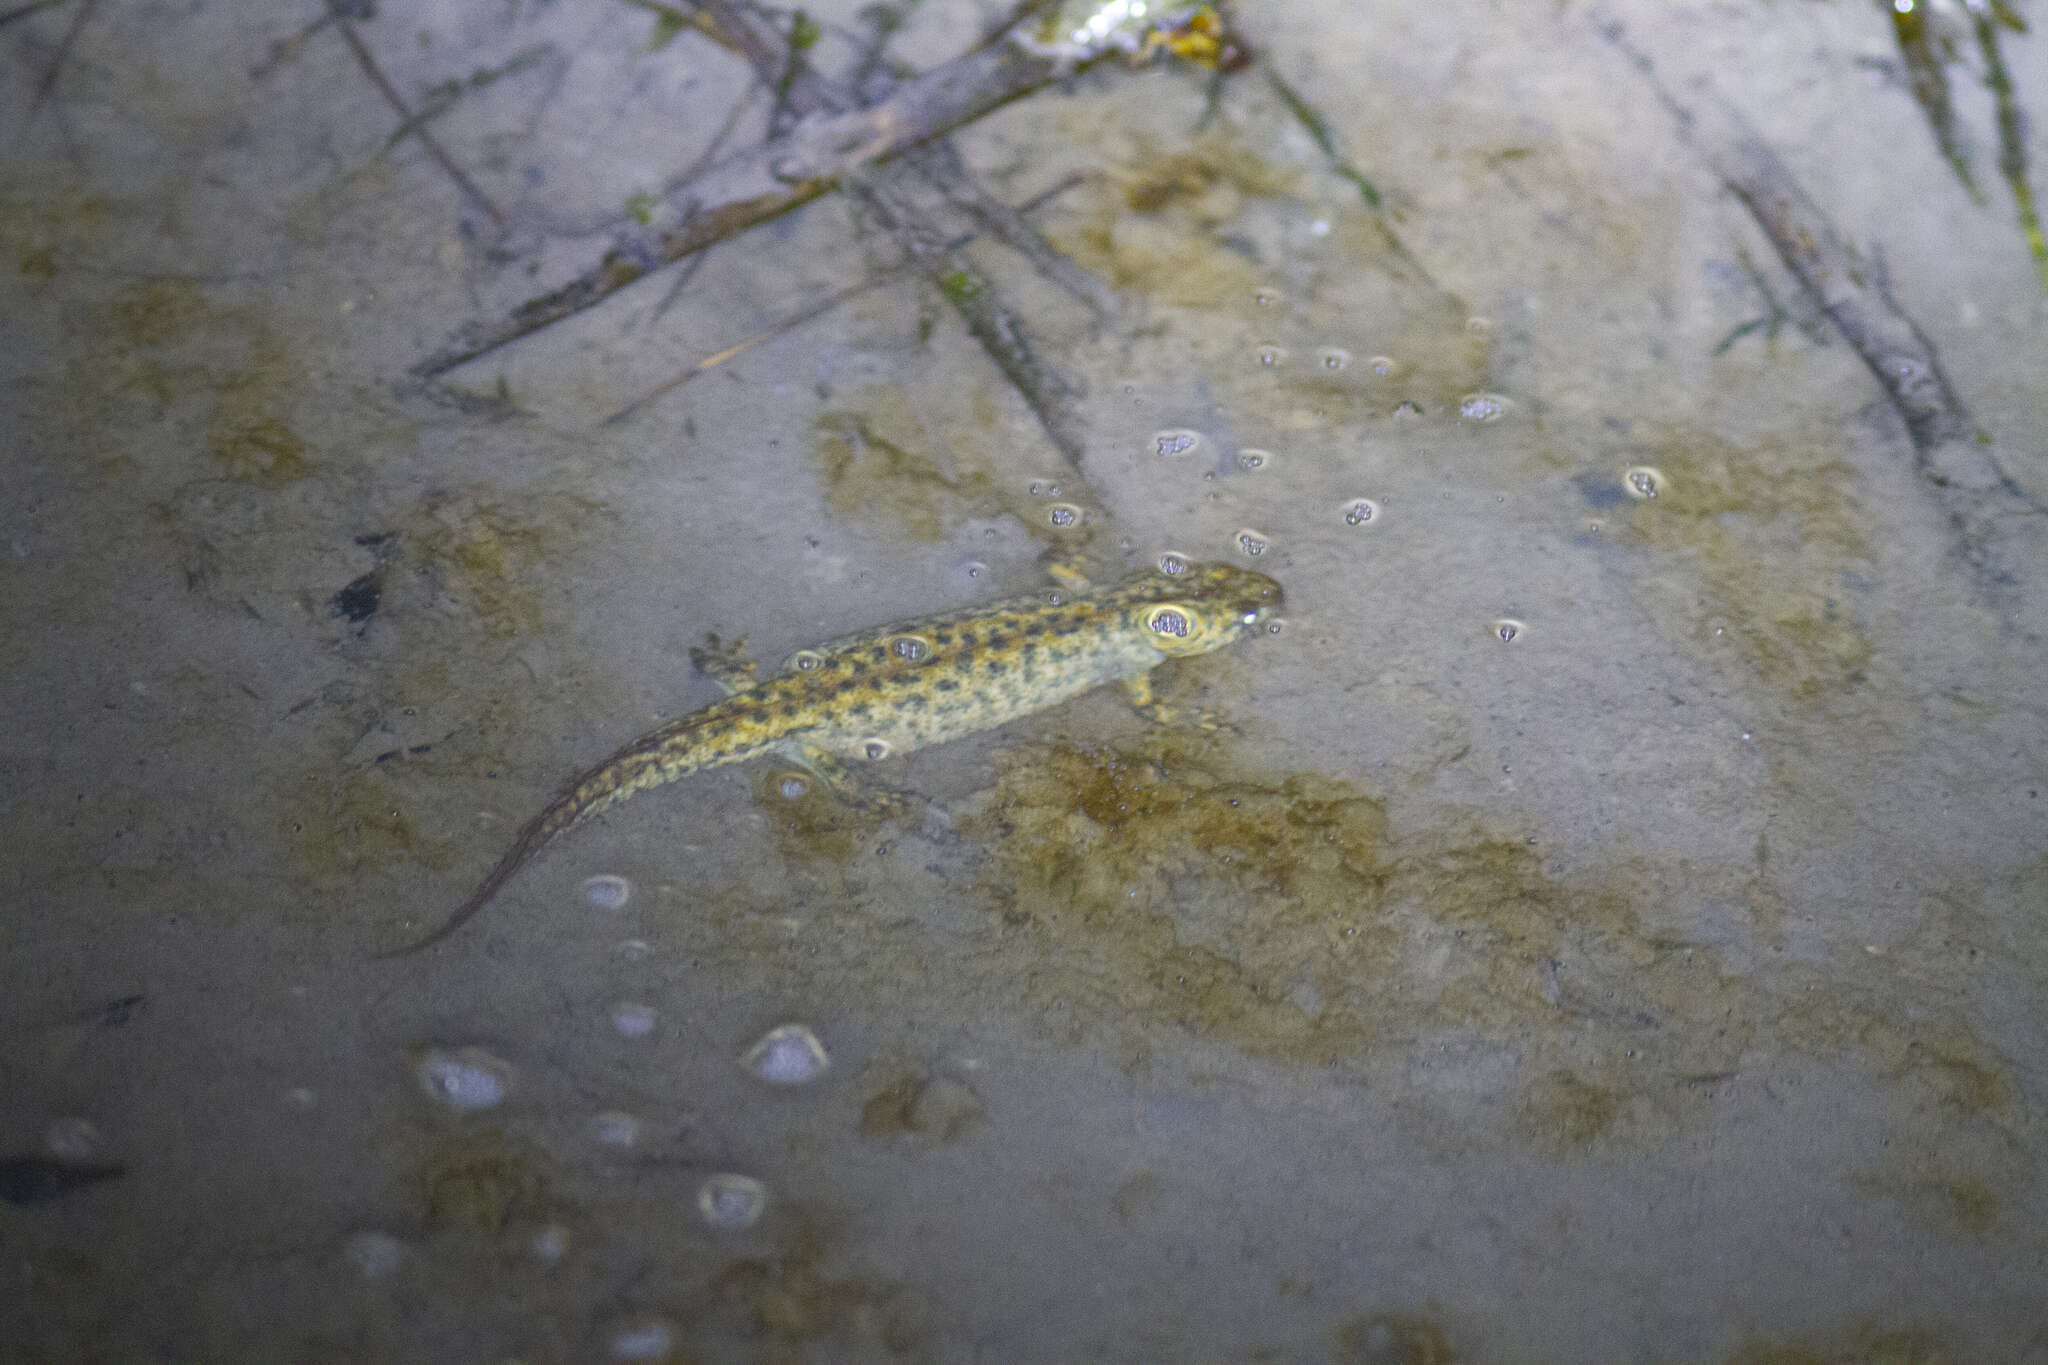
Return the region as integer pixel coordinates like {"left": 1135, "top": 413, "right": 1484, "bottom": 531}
{"left": 0, "top": 0, "right": 68, "bottom": 31}
{"left": 332, "top": 12, "right": 506, "bottom": 229}
{"left": 603, "top": 173, "right": 1087, "bottom": 426}
{"left": 682, "top": 0, "right": 1095, "bottom": 467}
{"left": 1264, "top": 66, "right": 1452, "bottom": 299}
{"left": 411, "top": 32, "right": 1076, "bottom": 379}
{"left": 25, "top": 0, "right": 95, "bottom": 125}
{"left": 908, "top": 139, "right": 1120, "bottom": 320}
{"left": 1887, "top": 0, "right": 1981, "bottom": 202}
{"left": 1600, "top": 18, "right": 2045, "bottom": 591}
{"left": 1971, "top": 5, "right": 2048, "bottom": 293}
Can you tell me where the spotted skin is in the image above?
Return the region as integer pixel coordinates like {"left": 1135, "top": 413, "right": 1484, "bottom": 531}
{"left": 383, "top": 561, "right": 1282, "bottom": 954}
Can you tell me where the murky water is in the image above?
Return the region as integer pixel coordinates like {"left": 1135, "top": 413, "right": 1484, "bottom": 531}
{"left": 4, "top": 1, "right": 2045, "bottom": 1360}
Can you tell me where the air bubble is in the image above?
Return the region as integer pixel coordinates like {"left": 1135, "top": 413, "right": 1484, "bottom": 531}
{"left": 1158, "top": 551, "right": 1190, "bottom": 576}
{"left": 790, "top": 649, "right": 824, "bottom": 672}
{"left": 1318, "top": 348, "right": 1351, "bottom": 371}
{"left": 1236, "top": 448, "right": 1271, "bottom": 471}
{"left": 415, "top": 1047, "right": 511, "bottom": 1112}
{"left": 890, "top": 635, "right": 930, "bottom": 662}
{"left": 583, "top": 874, "right": 631, "bottom": 910}
{"left": 1047, "top": 502, "right": 1084, "bottom": 529}
{"left": 1152, "top": 428, "right": 1202, "bottom": 458}
{"left": 1342, "top": 498, "right": 1379, "bottom": 527}
{"left": 1236, "top": 529, "right": 1270, "bottom": 557}
{"left": 1146, "top": 607, "right": 1190, "bottom": 638}
{"left": 590, "top": 1111, "right": 642, "bottom": 1148}
{"left": 698, "top": 1173, "right": 768, "bottom": 1229}
{"left": 610, "top": 1002, "right": 657, "bottom": 1038}
{"left": 1458, "top": 393, "right": 1507, "bottom": 422}
{"left": 530, "top": 1224, "right": 570, "bottom": 1265}
{"left": 862, "top": 738, "right": 891, "bottom": 760}
{"left": 740, "top": 1022, "right": 831, "bottom": 1084}
{"left": 1368, "top": 355, "right": 1395, "bottom": 376}
{"left": 964, "top": 560, "right": 986, "bottom": 579}
{"left": 1467, "top": 316, "right": 1495, "bottom": 336}
{"left": 43, "top": 1117, "right": 103, "bottom": 1161}
{"left": 609, "top": 1319, "right": 677, "bottom": 1361}
{"left": 1624, "top": 465, "right": 1668, "bottom": 500}
{"left": 777, "top": 773, "right": 809, "bottom": 799}
{"left": 1392, "top": 400, "right": 1423, "bottom": 419}
{"left": 344, "top": 1231, "right": 406, "bottom": 1279}
{"left": 1490, "top": 618, "right": 1526, "bottom": 643}
{"left": 1255, "top": 288, "right": 1284, "bottom": 307}
{"left": 1256, "top": 345, "right": 1286, "bottom": 367}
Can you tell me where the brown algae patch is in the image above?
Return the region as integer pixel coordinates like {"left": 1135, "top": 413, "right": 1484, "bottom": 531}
{"left": 858, "top": 1063, "right": 987, "bottom": 1143}
{"left": 411, "top": 1131, "right": 556, "bottom": 1236}
{"left": 812, "top": 387, "right": 1011, "bottom": 544}
{"left": 1051, "top": 130, "right": 1297, "bottom": 308}
{"left": 960, "top": 733, "right": 2025, "bottom": 1162}
{"left": 1723, "top": 1324, "right": 1959, "bottom": 1365}
{"left": 1331, "top": 1311, "right": 1457, "bottom": 1364}
{"left": 1611, "top": 427, "right": 1877, "bottom": 709}
{"left": 697, "top": 1213, "right": 927, "bottom": 1357}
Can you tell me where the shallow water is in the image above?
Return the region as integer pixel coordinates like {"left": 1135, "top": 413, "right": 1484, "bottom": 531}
{"left": 4, "top": 1, "right": 2045, "bottom": 1360}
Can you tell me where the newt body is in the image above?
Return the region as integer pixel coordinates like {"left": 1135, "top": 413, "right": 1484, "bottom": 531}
{"left": 387, "top": 560, "right": 1281, "bottom": 954}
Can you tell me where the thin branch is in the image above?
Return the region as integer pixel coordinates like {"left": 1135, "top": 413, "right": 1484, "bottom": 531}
{"left": 1599, "top": 16, "right": 2045, "bottom": 593}
{"left": 0, "top": 0, "right": 69, "bottom": 30}
{"left": 1264, "top": 66, "right": 1454, "bottom": 301}
{"left": 684, "top": 0, "right": 1094, "bottom": 467}
{"left": 411, "top": 20, "right": 1084, "bottom": 379}
{"left": 907, "top": 139, "right": 1119, "bottom": 320}
{"left": 333, "top": 14, "right": 506, "bottom": 229}
{"left": 603, "top": 172, "right": 1088, "bottom": 426}
{"left": 25, "top": 0, "right": 96, "bottom": 126}
{"left": 1972, "top": 5, "right": 2048, "bottom": 293}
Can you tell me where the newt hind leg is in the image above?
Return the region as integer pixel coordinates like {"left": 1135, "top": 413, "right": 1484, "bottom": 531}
{"left": 690, "top": 632, "right": 758, "bottom": 695}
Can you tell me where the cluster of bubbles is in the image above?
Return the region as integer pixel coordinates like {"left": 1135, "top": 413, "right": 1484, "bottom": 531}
{"left": 381, "top": 890, "right": 846, "bottom": 1322}
{"left": 1624, "top": 465, "right": 1668, "bottom": 500}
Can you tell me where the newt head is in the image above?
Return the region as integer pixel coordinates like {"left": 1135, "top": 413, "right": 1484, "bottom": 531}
{"left": 1119, "top": 560, "right": 1283, "bottom": 658}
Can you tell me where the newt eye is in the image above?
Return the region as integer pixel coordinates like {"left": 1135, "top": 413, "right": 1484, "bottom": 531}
{"left": 890, "top": 635, "right": 930, "bottom": 661}
{"left": 1145, "top": 606, "right": 1191, "bottom": 638}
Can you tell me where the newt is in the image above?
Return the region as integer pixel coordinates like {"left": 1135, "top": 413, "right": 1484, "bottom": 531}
{"left": 384, "top": 559, "right": 1281, "bottom": 955}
